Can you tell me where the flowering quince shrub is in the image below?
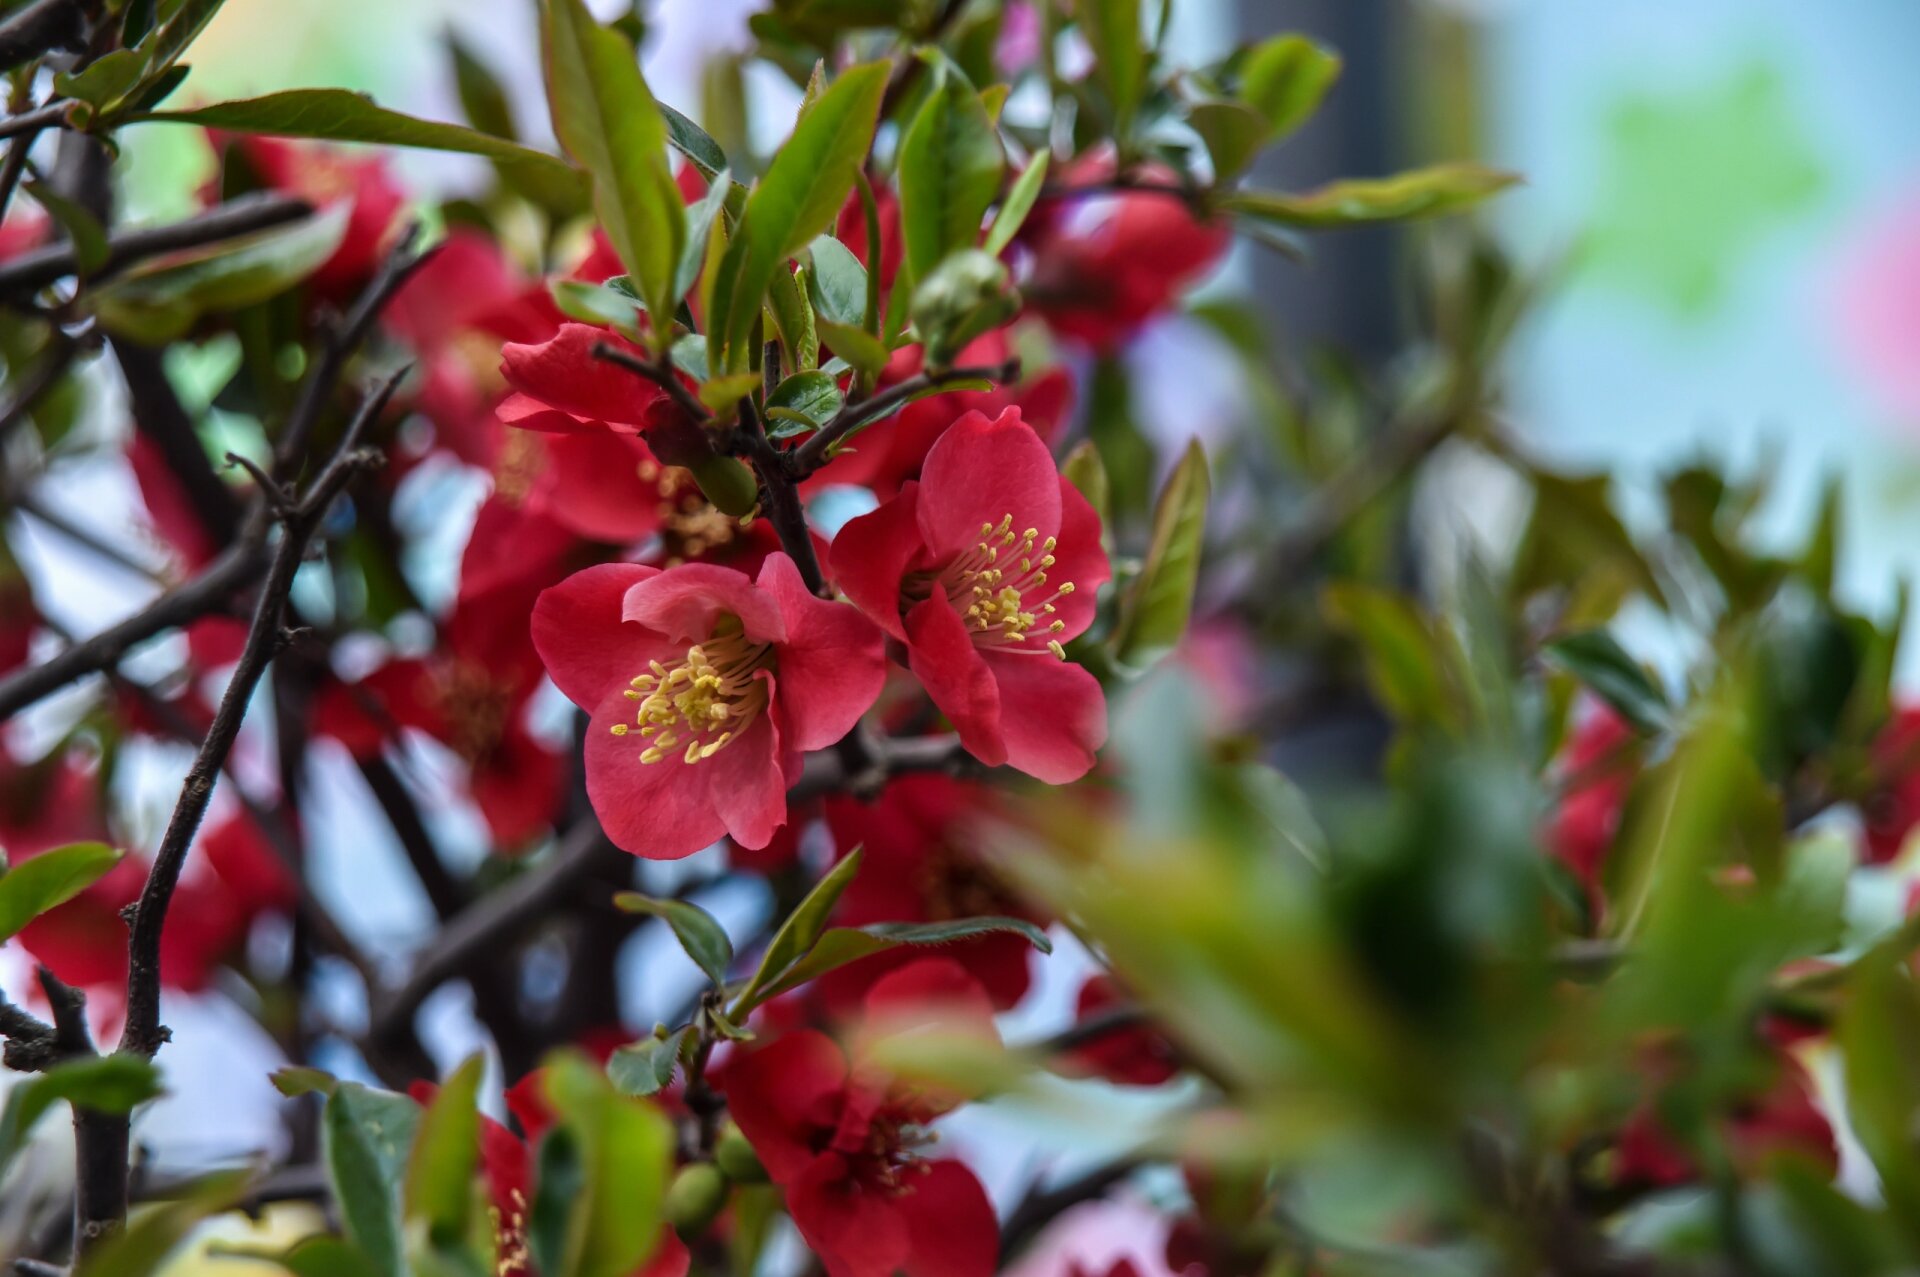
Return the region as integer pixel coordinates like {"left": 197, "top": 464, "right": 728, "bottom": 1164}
{"left": 0, "top": 4, "right": 1918, "bottom": 1277}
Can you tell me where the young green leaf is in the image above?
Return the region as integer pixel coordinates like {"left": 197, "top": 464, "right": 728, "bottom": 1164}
{"left": 765, "top": 259, "right": 821, "bottom": 371}
{"left": 76, "top": 1169, "right": 248, "bottom": 1277}
{"left": 984, "top": 151, "right": 1049, "bottom": 257}
{"left": 1543, "top": 630, "right": 1670, "bottom": 734}
{"left": 323, "top": 1083, "right": 422, "bottom": 1277}
{"left": 708, "top": 60, "right": 889, "bottom": 370}
{"left": 543, "top": 0, "right": 686, "bottom": 335}
{"left": 765, "top": 369, "right": 844, "bottom": 436}
{"left": 403, "top": 1053, "right": 485, "bottom": 1248}
{"left": 730, "top": 848, "right": 864, "bottom": 1017}
{"left": 1187, "top": 100, "right": 1269, "bottom": 183}
{"left": 447, "top": 33, "right": 518, "bottom": 140}
{"left": 1078, "top": 0, "right": 1145, "bottom": 132}
{"left": 608, "top": 1027, "right": 689, "bottom": 1098}
{"left": 614, "top": 893, "right": 734, "bottom": 987}
{"left": 760, "top": 918, "right": 1053, "bottom": 1000}
{"left": 0, "top": 1055, "right": 163, "bottom": 1185}
{"left": 661, "top": 102, "right": 729, "bottom": 180}
{"left": 86, "top": 206, "right": 351, "bottom": 344}
{"left": 1060, "top": 438, "right": 1112, "bottom": 546}
{"left": 536, "top": 1052, "right": 676, "bottom": 1277}
{"left": 677, "top": 170, "right": 733, "bottom": 305}
{"left": 0, "top": 840, "right": 123, "bottom": 942}
{"left": 816, "top": 320, "right": 889, "bottom": 377}
{"left": 133, "top": 91, "right": 587, "bottom": 195}
{"left": 1112, "top": 439, "right": 1210, "bottom": 667}
{"left": 806, "top": 235, "right": 868, "bottom": 328}
{"left": 1218, "top": 164, "right": 1519, "bottom": 229}
{"left": 548, "top": 279, "right": 645, "bottom": 337}
{"left": 1238, "top": 34, "right": 1341, "bottom": 142}
{"left": 898, "top": 68, "right": 1005, "bottom": 284}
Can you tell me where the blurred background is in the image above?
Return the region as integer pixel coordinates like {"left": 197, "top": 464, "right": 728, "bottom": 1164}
{"left": 9, "top": 0, "right": 1920, "bottom": 1266}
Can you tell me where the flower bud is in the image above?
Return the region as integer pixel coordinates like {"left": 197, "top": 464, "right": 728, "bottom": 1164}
{"left": 714, "top": 1120, "right": 768, "bottom": 1183}
{"left": 911, "top": 249, "right": 1020, "bottom": 371}
{"left": 687, "top": 454, "right": 761, "bottom": 518}
{"left": 663, "top": 1161, "right": 729, "bottom": 1235}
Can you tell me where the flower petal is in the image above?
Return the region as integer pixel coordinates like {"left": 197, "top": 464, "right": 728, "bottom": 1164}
{"left": 790, "top": 1153, "right": 913, "bottom": 1277}
{"left": 760, "top": 554, "right": 887, "bottom": 751}
{"left": 721, "top": 1030, "right": 850, "bottom": 1183}
{"left": 533, "top": 563, "right": 662, "bottom": 709}
{"left": 531, "top": 430, "right": 667, "bottom": 544}
{"left": 828, "top": 484, "right": 923, "bottom": 641}
{"left": 584, "top": 686, "right": 725, "bottom": 859}
{"left": 899, "top": 1162, "right": 998, "bottom": 1277}
{"left": 904, "top": 596, "right": 1006, "bottom": 768}
{"left": 707, "top": 682, "right": 790, "bottom": 851}
{"left": 499, "top": 323, "right": 660, "bottom": 427}
{"left": 915, "top": 409, "right": 1061, "bottom": 558}
{"left": 980, "top": 651, "right": 1105, "bottom": 783}
{"left": 622, "top": 562, "right": 786, "bottom": 646}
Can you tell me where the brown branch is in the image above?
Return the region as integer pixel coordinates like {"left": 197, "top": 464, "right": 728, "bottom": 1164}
{"left": 0, "top": 193, "right": 316, "bottom": 296}
{"left": 0, "top": 0, "right": 86, "bottom": 72}
{"left": 789, "top": 358, "right": 1021, "bottom": 477}
{"left": 112, "top": 336, "right": 245, "bottom": 545}
{"left": 589, "top": 340, "right": 709, "bottom": 427}
{"left": 0, "top": 101, "right": 66, "bottom": 142}
{"left": 0, "top": 327, "right": 82, "bottom": 446}
{"left": 0, "top": 537, "right": 265, "bottom": 722}
{"left": 119, "top": 369, "right": 404, "bottom": 1061}
{"left": 999, "top": 1158, "right": 1144, "bottom": 1259}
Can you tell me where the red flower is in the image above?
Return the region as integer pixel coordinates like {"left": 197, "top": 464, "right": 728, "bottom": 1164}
{"left": 815, "top": 773, "right": 1043, "bottom": 1011}
{"left": 210, "top": 134, "right": 407, "bottom": 300}
{"left": 722, "top": 960, "right": 1000, "bottom": 1277}
{"left": 1546, "top": 705, "right": 1637, "bottom": 889}
{"left": 806, "top": 329, "right": 1075, "bottom": 503}
{"left": 498, "top": 323, "right": 681, "bottom": 438}
{"left": 833, "top": 408, "right": 1109, "bottom": 782}
{"left": 835, "top": 184, "right": 903, "bottom": 294}
{"left": 1017, "top": 158, "right": 1230, "bottom": 353}
{"left": 1059, "top": 975, "right": 1178, "bottom": 1086}
{"left": 1612, "top": 1048, "right": 1836, "bottom": 1191}
{"left": 0, "top": 536, "right": 37, "bottom": 676}
{"left": 315, "top": 581, "right": 563, "bottom": 849}
{"left": 532, "top": 555, "right": 886, "bottom": 858}
{"left": 1865, "top": 704, "right": 1920, "bottom": 864}
{"left": 126, "top": 433, "right": 250, "bottom": 667}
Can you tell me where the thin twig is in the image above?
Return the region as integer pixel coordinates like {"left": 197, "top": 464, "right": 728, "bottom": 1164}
{"left": 0, "top": 193, "right": 315, "bottom": 296}
{"left": 589, "top": 340, "right": 708, "bottom": 426}
{"left": 0, "top": 0, "right": 86, "bottom": 72}
{"left": 11, "top": 490, "right": 168, "bottom": 582}
{"left": 999, "top": 1158, "right": 1144, "bottom": 1259}
{"left": 119, "top": 369, "right": 404, "bottom": 1061}
{"left": 0, "top": 101, "right": 66, "bottom": 142}
{"left": 790, "top": 358, "right": 1021, "bottom": 476}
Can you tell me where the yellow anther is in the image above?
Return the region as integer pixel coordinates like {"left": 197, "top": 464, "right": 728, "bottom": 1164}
{"left": 1047, "top": 640, "right": 1066, "bottom": 659}
{"left": 610, "top": 724, "right": 630, "bottom": 736}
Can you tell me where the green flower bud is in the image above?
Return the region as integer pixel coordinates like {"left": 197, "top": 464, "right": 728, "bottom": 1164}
{"left": 663, "top": 1161, "right": 729, "bottom": 1235}
{"left": 714, "top": 1121, "right": 768, "bottom": 1184}
{"left": 688, "top": 454, "right": 761, "bottom": 518}
{"left": 910, "top": 249, "right": 1020, "bottom": 371}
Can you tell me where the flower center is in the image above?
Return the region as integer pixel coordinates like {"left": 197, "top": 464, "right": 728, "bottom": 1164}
{"left": 919, "top": 841, "right": 1020, "bottom": 922}
{"left": 640, "top": 458, "right": 743, "bottom": 563}
{"left": 909, "top": 513, "right": 1075, "bottom": 659}
{"left": 432, "top": 662, "right": 510, "bottom": 764}
{"left": 609, "top": 616, "right": 773, "bottom": 765}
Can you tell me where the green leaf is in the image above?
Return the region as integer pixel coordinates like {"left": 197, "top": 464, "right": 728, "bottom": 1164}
{"left": 1238, "top": 34, "right": 1340, "bottom": 142}
{"left": 1060, "top": 439, "right": 1111, "bottom": 543}
{"left": 60, "top": 0, "right": 226, "bottom": 121}
{"left": 324, "top": 1082, "right": 422, "bottom": 1277}
{"left": 765, "top": 258, "right": 821, "bottom": 371}
{"left": 662, "top": 101, "right": 729, "bottom": 181}
{"left": 56, "top": 50, "right": 149, "bottom": 115}
{"left": 404, "top": 1054, "right": 484, "bottom": 1248}
{"left": 1320, "top": 583, "right": 1455, "bottom": 729}
{"left": 543, "top": 0, "right": 685, "bottom": 336}
{"left": 614, "top": 893, "right": 734, "bottom": 987}
{"left": 1543, "top": 630, "right": 1670, "bottom": 734}
{"left": 709, "top": 60, "right": 889, "bottom": 371}
{"left": 897, "top": 67, "right": 1005, "bottom": 284}
{"left": 270, "top": 1065, "right": 340, "bottom": 1098}
{"left": 817, "top": 319, "right": 889, "bottom": 377}
{"left": 133, "top": 91, "right": 587, "bottom": 194}
{"left": 448, "top": 33, "right": 517, "bottom": 139}
{"left": 0, "top": 1055, "right": 163, "bottom": 1184}
{"left": 87, "top": 206, "right": 350, "bottom": 343}
{"left": 806, "top": 235, "right": 868, "bottom": 328}
{"left": 730, "top": 848, "right": 864, "bottom": 1018}
{"left": 677, "top": 170, "right": 733, "bottom": 305}
{"left": 1218, "top": 163, "right": 1519, "bottom": 229}
{"left": 761, "top": 917, "right": 1053, "bottom": 1000}
{"left": 1079, "top": 0, "right": 1145, "bottom": 131}
{"left": 77, "top": 1169, "right": 248, "bottom": 1277}
{"left": 211, "top": 1237, "right": 376, "bottom": 1277}
{"left": 670, "top": 333, "right": 711, "bottom": 382}
{"left": 983, "top": 151, "right": 1049, "bottom": 257}
{"left": 765, "top": 369, "right": 844, "bottom": 436}
{"left": 1188, "top": 101, "right": 1268, "bottom": 183}
{"left": 0, "top": 840, "right": 123, "bottom": 942}
{"left": 549, "top": 279, "right": 646, "bottom": 336}
{"left": 536, "top": 1052, "right": 675, "bottom": 1277}
{"left": 696, "top": 372, "right": 762, "bottom": 414}
{"left": 1112, "top": 439, "right": 1210, "bottom": 668}
{"left": 1842, "top": 949, "right": 1920, "bottom": 1243}
{"left": 608, "top": 1028, "right": 688, "bottom": 1097}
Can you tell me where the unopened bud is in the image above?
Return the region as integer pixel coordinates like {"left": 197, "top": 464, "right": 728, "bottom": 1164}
{"left": 663, "top": 1161, "right": 729, "bottom": 1235}
{"left": 714, "top": 1121, "right": 768, "bottom": 1184}
{"left": 911, "top": 250, "right": 1020, "bottom": 370}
